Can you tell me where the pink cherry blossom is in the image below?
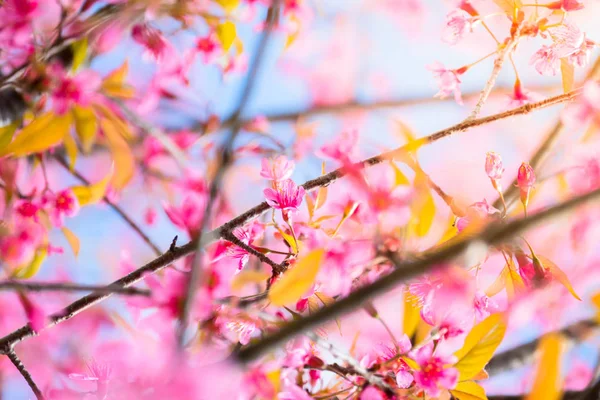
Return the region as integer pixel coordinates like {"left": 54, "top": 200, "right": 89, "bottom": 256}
{"left": 412, "top": 343, "right": 458, "bottom": 397}
{"left": 507, "top": 83, "right": 544, "bottom": 108}
{"left": 530, "top": 45, "right": 561, "bottom": 76}
{"left": 360, "top": 386, "right": 388, "bottom": 400}
{"left": 47, "top": 64, "right": 102, "bottom": 114}
{"left": 455, "top": 200, "right": 500, "bottom": 232}
{"left": 17, "top": 292, "right": 47, "bottom": 333}
{"left": 196, "top": 33, "right": 222, "bottom": 63}
{"left": 562, "top": 81, "right": 600, "bottom": 126}
{"left": 427, "top": 61, "right": 465, "bottom": 105}
{"left": 547, "top": 0, "right": 585, "bottom": 11}
{"left": 260, "top": 155, "right": 295, "bottom": 181}
{"left": 263, "top": 179, "right": 305, "bottom": 211}
{"left": 0, "top": 220, "right": 43, "bottom": 267}
{"left": 485, "top": 152, "right": 504, "bottom": 181}
{"left": 442, "top": 9, "right": 477, "bottom": 45}
{"left": 163, "top": 195, "right": 205, "bottom": 237}
{"left": 131, "top": 23, "right": 169, "bottom": 62}
{"left": 318, "top": 130, "right": 359, "bottom": 163}
{"left": 473, "top": 291, "right": 498, "bottom": 322}
{"left": 41, "top": 189, "right": 80, "bottom": 227}
{"left": 517, "top": 162, "right": 536, "bottom": 189}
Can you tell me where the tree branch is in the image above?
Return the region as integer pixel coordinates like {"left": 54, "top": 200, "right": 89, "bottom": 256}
{"left": 54, "top": 155, "right": 162, "bottom": 256}
{"left": 4, "top": 349, "right": 43, "bottom": 400}
{"left": 0, "top": 281, "right": 150, "bottom": 295}
{"left": 176, "top": 0, "right": 282, "bottom": 348}
{"left": 235, "top": 187, "right": 600, "bottom": 362}
{"left": 0, "top": 87, "right": 580, "bottom": 360}
{"left": 486, "top": 319, "right": 598, "bottom": 375}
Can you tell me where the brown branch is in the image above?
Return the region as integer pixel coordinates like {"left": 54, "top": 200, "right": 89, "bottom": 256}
{"left": 4, "top": 349, "right": 43, "bottom": 400}
{"left": 0, "top": 281, "right": 150, "bottom": 296}
{"left": 54, "top": 155, "right": 162, "bottom": 256}
{"left": 221, "top": 231, "right": 285, "bottom": 274}
{"left": 235, "top": 186, "right": 600, "bottom": 362}
{"left": 486, "top": 319, "right": 598, "bottom": 375}
{"left": 176, "top": 1, "right": 282, "bottom": 348}
{"left": 0, "top": 87, "right": 580, "bottom": 359}
{"left": 493, "top": 55, "right": 600, "bottom": 210}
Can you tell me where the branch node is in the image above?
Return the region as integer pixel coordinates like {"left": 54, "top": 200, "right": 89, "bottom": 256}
{"left": 169, "top": 235, "right": 179, "bottom": 252}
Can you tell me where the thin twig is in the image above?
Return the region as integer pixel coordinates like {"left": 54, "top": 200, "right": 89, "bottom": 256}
{"left": 5, "top": 350, "right": 43, "bottom": 400}
{"left": 466, "top": 37, "right": 520, "bottom": 121}
{"left": 54, "top": 155, "right": 162, "bottom": 256}
{"left": 221, "top": 230, "right": 284, "bottom": 274}
{"left": 0, "top": 281, "right": 150, "bottom": 296}
{"left": 176, "top": 1, "right": 282, "bottom": 349}
{"left": 0, "top": 87, "right": 580, "bottom": 356}
{"left": 235, "top": 187, "right": 600, "bottom": 362}
{"left": 493, "top": 55, "right": 600, "bottom": 211}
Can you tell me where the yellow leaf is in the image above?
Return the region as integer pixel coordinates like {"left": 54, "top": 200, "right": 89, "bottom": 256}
{"left": 454, "top": 314, "right": 507, "bottom": 381}
{"left": 403, "top": 291, "right": 420, "bottom": 339}
{"left": 231, "top": 270, "right": 270, "bottom": 291}
{"left": 72, "top": 106, "right": 97, "bottom": 153}
{"left": 492, "top": 0, "right": 523, "bottom": 16}
{"left": 391, "top": 161, "right": 410, "bottom": 187}
{"left": 266, "top": 369, "right": 280, "bottom": 399}
{"left": 536, "top": 255, "right": 581, "bottom": 301}
{"left": 70, "top": 167, "right": 113, "bottom": 206}
{"left": 216, "top": 21, "right": 236, "bottom": 52}
{"left": 13, "top": 247, "right": 47, "bottom": 279}
{"left": 560, "top": 58, "right": 574, "bottom": 94}
{"left": 285, "top": 15, "right": 301, "bottom": 50}
{"left": 268, "top": 249, "right": 324, "bottom": 306}
{"left": 61, "top": 226, "right": 80, "bottom": 257}
{"left": 0, "top": 120, "right": 19, "bottom": 151}
{"left": 100, "top": 118, "right": 135, "bottom": 190}
{"left": 277, "top": 228, "right": 299, "bottom": 254}
{"left": 471, "top": 369, "right": 489, "bottom": 381}
{"left": 410, "top": 181, "right": 436, "bottom": 237}
{"left": 400, "top": 356, "right": 419, "bottom": 371}
{"left": 71, "top": 37, "right": 88, "bottom": 71}
{"left": 63, "top": 132, "right": 78, "bottom": 171}
{"left": 450, "top": 381, "right": 488, "bottom": 400}
{"left": 0, "top": 112, "right": 71, "bottom": 157}
{"left": 215, "top": 0, "right": 240, "bottom": 12}
{"left": 102, "top": 61, "right": 135, "bottom": 99}
{"left": 525, "top": 334, "right": 565, "bottom": 400}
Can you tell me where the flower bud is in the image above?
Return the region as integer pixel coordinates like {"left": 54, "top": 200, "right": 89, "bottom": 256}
{"left": 517, "top": 162, "right": 536, "bottom": 212}
{"left": 485, "top": 152, "right": 504, "bottom": 181}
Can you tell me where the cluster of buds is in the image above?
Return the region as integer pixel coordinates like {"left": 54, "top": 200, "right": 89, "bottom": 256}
{"left": 485, "top": 153, "right": 536, "bottom": 216}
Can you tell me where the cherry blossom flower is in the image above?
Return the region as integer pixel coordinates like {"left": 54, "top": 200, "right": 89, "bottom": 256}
{"left": 41, "top": 189, "right": 80, "bottom": 227}
{"left": 17, "top": 292, "right": 47, "bottom": 333}
{"left": 530, "top": 45, "right": 561, "bottom": 76}
{"left": 360, "top": 386, "right": 388, "bottom": 400}
{"left": 455, "top": 200, "right": 500, "bottom": 232}
{"left": 411, "top": 343, "right": 458, "bottom": 397}
{"left": 131, "top": 23, "right": 169, "bottom": 62}
{"left": 507, "top": 82, "right": 543, "bottom": 108}
{"left": 47, "top": 64, "right": 102, "bottom": 115}
{"left": 427, "top": 61, "right": 465, "bottom": 104}
{"left": 474, "top": 291, "right": 498, "bottom": 322}
{"left": 226, "top": 227, "right": 256, "bottom": 270}
{"left": 263, "top": 179, "right": 305, "bottom": 212}
{"left": 196, "top": 33, "right": 222, "bottom": 63}
{"left": 547, "top": 0, "right": 585, "bottom": 11}
{"left": 260, "top": 155, "right": 295, "bottom": 181}
{"left": 517, "top": 162, "right": 536, "bottom": 210}
{"left": 442, "top": 9, "right": 478, "bottom": 45}
{"left": 163, "top": 195, "right": 206, "bottom": 237}
{"left": 562, "top": 81, "right": 600, "bottom": 127}
{"left": 485, "top": 152, "right": 504, "bottom": 181}
{"left": 318, "top": 130, "right": 360, "bottom": 164}
{"left": 0, "top": 220, "right": 43, "bottom": 267}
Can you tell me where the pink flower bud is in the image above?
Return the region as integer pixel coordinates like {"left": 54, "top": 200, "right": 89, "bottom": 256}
{"left": 517, "top": 162, "right": 536, "bottom": 189}
{"left": 485, "top": 152, "right": 504, "bottom": 181}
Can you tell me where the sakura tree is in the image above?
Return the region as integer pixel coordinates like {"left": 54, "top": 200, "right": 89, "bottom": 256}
{"left": 0, "top": 0, "right": 600, "bottom": 399}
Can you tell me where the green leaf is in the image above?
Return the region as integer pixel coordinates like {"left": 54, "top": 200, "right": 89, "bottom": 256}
{"left": 268, "top": 249, "right": 324, "bottom": 306}
{"left": 454, "top": 314, "right": 507, "bottom": 381}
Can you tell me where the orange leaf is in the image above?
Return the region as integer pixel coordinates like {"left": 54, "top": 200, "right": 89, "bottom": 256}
{"left": 61, "top": 226, "right": 80, "bottom": 257}
{"left": 102, "top": 61, "right": 135, "bottom": 99}
{"left": 536, "top": 255, "right": 581, "bottom": 301}
{"left": 525, "top": 334, "right": 565, "bottom": 400}
{"left": 450, "top": 381, "right": 488, "bottom": 400}
{"left": 100, "top": 118, "right": 135, "bottom": 190}
{"left": 0, "top": 112, "right": 71, "bottom": 157}
{"left": 72, "top": 106, "right": 98, "bottom": 153}
{"left": 268, "top": 249, "right": 324, "bottom": 306}
{"left": 560, "top": 58, "right": 574, "bottom": 93}
{"left": 492, "top": 0, "right": 523, "bottom": 16}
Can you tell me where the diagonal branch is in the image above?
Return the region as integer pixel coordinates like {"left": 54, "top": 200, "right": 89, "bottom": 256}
{"left": 4, "top": 349, "right": 43, "bottom": 400}
{"left": 235, "top": 187, "right": 600, "bottom": 362}
{"left": 0, "top": 87, "right": 581, "bottom": 359}
{"left": 54, "top": 155, "right": 162, "bottom": 256}
{"left": 0, "top": 281, "right": 150, "bottom": 296}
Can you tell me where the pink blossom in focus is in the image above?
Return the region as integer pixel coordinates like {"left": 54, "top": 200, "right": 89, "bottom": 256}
{"left": 226, "top": 227, "right": 255, "bottom": 270}
{"left": 427, "top": 61, "right": 465, "bottom": 105}
{"left": 530, "top": 45, "right": 561, "bottom": 76}
{"left": 442, "top": 9, "right": 477, "bottom": 45}
{"left": 517, "top": 163, "right": 536, "bottom": 189}
{"left": 412, "top": 342, "right": 458, "bottom": 397}
{"left": 260, "top": 155, "right": 295, "bottom": 181}
{"left": 263, "top": 179, "right": 305, "bottom": 211}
